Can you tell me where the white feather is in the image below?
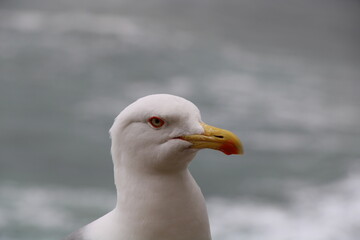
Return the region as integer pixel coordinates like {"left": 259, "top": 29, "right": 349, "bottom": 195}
{"left": 82, "top": 94, "right": 211, "bottom": 240}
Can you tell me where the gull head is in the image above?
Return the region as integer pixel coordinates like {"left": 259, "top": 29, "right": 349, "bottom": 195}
{"left": 109, "top": 94, "right": 243, "bottom": 173}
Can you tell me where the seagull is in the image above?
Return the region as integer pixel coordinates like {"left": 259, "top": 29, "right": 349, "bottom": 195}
{"left": 64, "top": 94, "right": 243, "bottom": 240}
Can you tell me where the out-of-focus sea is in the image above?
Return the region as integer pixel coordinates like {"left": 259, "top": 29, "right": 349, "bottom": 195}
{"left": 0, "top": 0, "right": 359, "bottom": 239}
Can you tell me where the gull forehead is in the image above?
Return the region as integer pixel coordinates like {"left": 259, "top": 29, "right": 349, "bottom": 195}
{"left": 119, "top": 94, "right": 201, "bottom": 121}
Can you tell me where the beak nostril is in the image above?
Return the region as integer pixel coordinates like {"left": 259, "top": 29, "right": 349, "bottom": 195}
{"left": 214, "top": 135, "right": 224, "bottom": 139}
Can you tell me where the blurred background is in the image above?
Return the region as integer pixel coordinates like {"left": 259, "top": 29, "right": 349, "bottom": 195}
{"left": 1, "top": 0, "right": 359, "bottom": 239}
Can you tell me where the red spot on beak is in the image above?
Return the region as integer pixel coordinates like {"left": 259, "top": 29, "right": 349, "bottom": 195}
{"left": 219, "top": 140, "right": 240, "bottom": 155}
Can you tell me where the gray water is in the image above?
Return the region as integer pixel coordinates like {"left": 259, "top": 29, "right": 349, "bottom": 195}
{"left": 1, "top": 0, "right": 360, "bottom": 239}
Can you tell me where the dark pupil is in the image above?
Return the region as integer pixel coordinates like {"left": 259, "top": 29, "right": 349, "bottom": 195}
{"left": 153, "top": 118, "right": 160, "bottom": 125}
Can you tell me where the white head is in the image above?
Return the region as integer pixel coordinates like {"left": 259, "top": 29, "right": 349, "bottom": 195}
{"left": 110, "top": 94, "right": 243, "bottom": 174}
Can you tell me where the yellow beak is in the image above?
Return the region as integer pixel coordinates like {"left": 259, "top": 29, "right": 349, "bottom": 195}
{"left": 180, "top": 122, "right": 244, "bottom": 155}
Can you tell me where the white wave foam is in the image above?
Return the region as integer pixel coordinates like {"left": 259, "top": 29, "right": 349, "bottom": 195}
{"left": 0, "top": 9, "right": 139, "bottom": 37}
{"left": 0, "top": 9, "right": 195, "bottom": 50}
{"left": 0, "top": 184, "right": 115, "bottom": 234}
{"left": 208, "top": 173, "right": 360, "bottom": 240}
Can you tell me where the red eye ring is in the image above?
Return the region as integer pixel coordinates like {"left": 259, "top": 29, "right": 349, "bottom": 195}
{"left": 148, "top": 116, "right": 165, "bottom": 128}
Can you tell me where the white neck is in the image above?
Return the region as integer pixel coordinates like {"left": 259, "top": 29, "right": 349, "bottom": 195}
{"left": 112, "top": 159, "right": 211, "bottom": 240}
{"left": 85, "top": 146, "right": 212, "bottom": 240}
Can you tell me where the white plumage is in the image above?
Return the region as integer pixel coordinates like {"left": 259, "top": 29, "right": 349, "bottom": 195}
{"left": 64, "top": 94, "right": 243, "bottom": 240}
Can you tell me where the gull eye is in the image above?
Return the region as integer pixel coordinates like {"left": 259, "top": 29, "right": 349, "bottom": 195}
{"left": 148, "top": 116, "right": 165, "bottom": 129}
